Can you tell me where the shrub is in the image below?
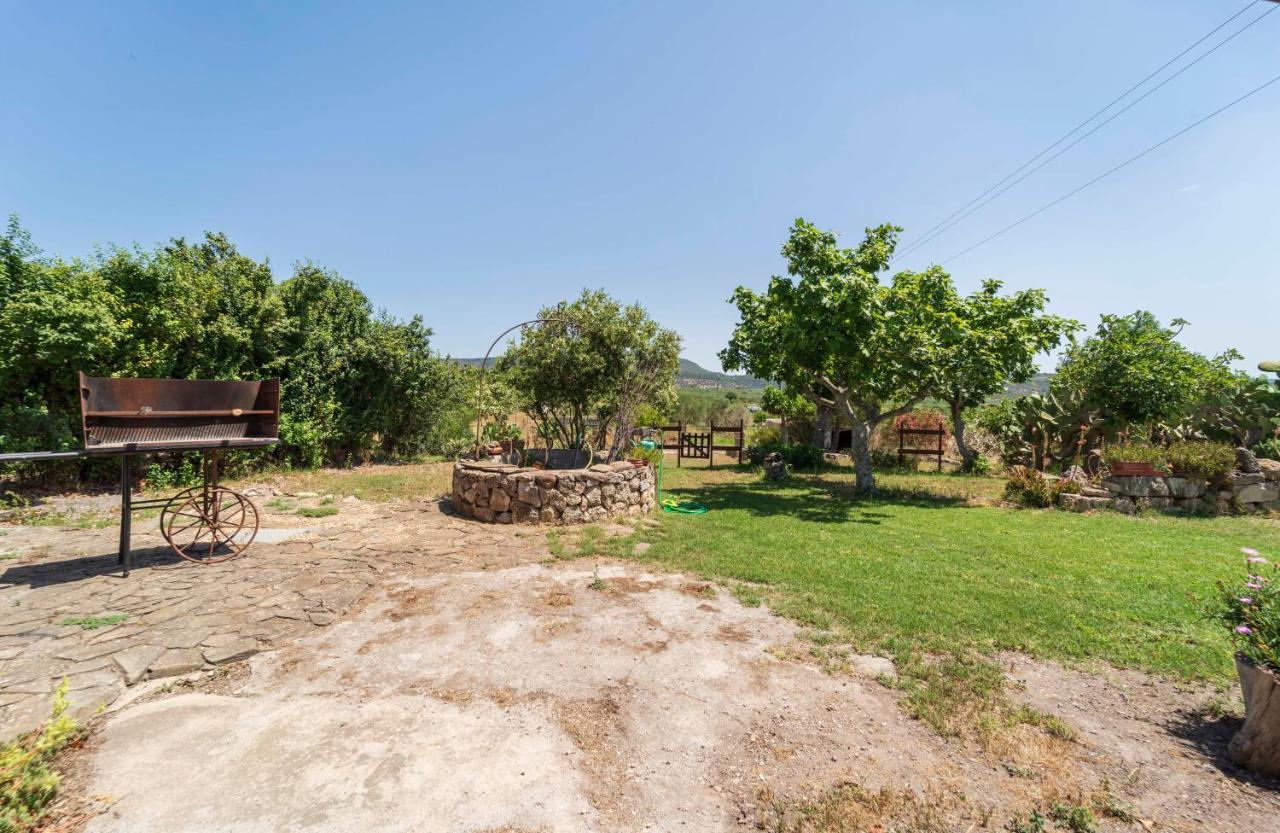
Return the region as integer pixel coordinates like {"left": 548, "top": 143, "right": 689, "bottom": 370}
{"left": 1, "top": 680, "right": 82, "bottom": 832}
{"left": 1252, "top": 437, "right": 1280, "bottom": 462}
{"left": 894, "top": 407, "right": 951, "bottom": 438}
{"left": 1165, "top": 441, "right": 1236, "bottom": 483}
{"left": 783, "top": 443, "right": 825, "bottom": 470}
{"left": 1003, "top": 467, "right": 1077, "bottom": 508}
{"left": 748, "top": 424, "right": 781, "bottom": 447}
{"left": 1100, "top": 444, "right": 1169, "bottom": 474}
{"left": 961, "top": 453, "right": 992, "bottom": 476}
{"left": 745, "top": 442, "right": 825, "bottom": 470}
{"left": 1213, "top": 547, "right": 1279, "bottom": 673}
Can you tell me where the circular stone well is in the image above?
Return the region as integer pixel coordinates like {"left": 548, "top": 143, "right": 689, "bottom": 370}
{"left": 451, "top": 459, "right": 656, "bottom": 524}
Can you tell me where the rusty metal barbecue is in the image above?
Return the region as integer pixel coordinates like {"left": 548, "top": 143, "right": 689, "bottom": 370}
{"left": 0, "top": 373, "right": 280, "bottom": 576}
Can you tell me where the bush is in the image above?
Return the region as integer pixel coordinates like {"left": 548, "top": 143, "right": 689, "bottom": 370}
{"left": 748, "top": 424, "right": 782, "bottom": 447}
{"left": 1253, "top": 437, "right": 1280, "bottom": 462}
{"left": 1165, "top": 441, "right": 1236, "bottom": 483}
{"left": 1100, "top": 444, "right": 1169, "bottom": 474}
{"left": 960, "top": 453, "right": 992, "bottom": 476}
{"left": 1, "top": 680, "right": 81, "bottom": 832}
{"left": 1003, "top": 467, "right": 1077, "bottom": 508}
{"left": 745, "top": 442, "right": 825, "bottom": 470}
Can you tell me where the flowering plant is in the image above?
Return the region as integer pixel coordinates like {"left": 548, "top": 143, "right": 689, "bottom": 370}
{"left": 1215, "top": 548, "right": 1280, "bottom": 673}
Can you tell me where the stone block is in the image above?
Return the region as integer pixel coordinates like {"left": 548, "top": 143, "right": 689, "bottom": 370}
{"left": 1167, "top": 477, "right": 1205, "bottom": 498}
{"left": 517, "top": 479, "right": 541, "bottom": 507}
{"left": 1232, "top": 473, "right": 1266, "bottom": 488}
{"left": 149, "top": 648, "right": 205, "bottom": 679}
{"left": 1112, "top": 497, "right": 1136, "bottom": 515}
{"left": 1259, "top": 458, "right": 1280, "bottom": 481}
{"left": 1238, "top": 482, "right": 1280, "bottom": 504}
{"left": 535, "top": 472, "right": 558, "bottom": 489}
{"left": 1059, "top": 493, "right": 1112, "bottom": 513}
{"left": 473, "top": 506, "right": 495, "bottom": 523}
{"left": 202, "top": 639, "right": 260, "bottom": 665}
{"left": 112, "top": 645, "right": 165, "bottom": 686}
{"left": 489, "top": 488, "right": 511, "bottom": 512}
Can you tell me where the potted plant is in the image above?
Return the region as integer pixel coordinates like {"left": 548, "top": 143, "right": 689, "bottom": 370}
{"left": 481, "top": 421, "right": 524, "bottom": 454}
{"left": 1101, "top": 444, "right": 1167, "bottom": 477}
{"left": 627, "top": 440, "right": 662, "bottom": 469}
{"left": 1213, "top": 547, "right": 1280, "bottom": 776}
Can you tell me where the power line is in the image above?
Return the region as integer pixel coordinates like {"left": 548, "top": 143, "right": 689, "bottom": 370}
{"left": 933, "top": 71, "right": 1280, "bottom": 266}
{"left": 894, "top": 0, "right": 1278, "bottom": 262}
{"left": 893, "top": 0, "right": 1270, "bottom": 262}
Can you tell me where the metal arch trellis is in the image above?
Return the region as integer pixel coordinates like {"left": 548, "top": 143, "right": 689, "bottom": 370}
{"left": 472, "top": 316, "right": 574, "bottom": 462}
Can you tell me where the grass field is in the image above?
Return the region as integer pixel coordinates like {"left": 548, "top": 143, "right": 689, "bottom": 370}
{"left": 624, "top": 461, "right": 1280, "bottom": 682}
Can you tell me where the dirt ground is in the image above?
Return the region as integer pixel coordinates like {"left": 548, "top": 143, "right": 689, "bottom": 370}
{"left": 66, "top": 559, "right": 1279, "bottom": 833}
{"left": 4, "top": 485, "right": 1278, "bottom": 832}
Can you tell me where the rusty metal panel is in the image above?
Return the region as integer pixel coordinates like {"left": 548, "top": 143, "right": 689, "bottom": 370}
{"left": 78, "top": 374, "right": 280, "bottom": 449}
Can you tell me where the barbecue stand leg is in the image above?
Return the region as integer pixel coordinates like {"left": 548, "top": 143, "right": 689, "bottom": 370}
{"left": 118, "top": 456, "right": 132, "bottom": 577}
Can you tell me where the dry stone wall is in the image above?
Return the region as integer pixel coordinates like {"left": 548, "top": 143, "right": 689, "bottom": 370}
{"left": 452, "top": 459, "right": 656, "bottom": 524}
{"left": 1058, "top": 458, "right": 1280, "bottom": 515}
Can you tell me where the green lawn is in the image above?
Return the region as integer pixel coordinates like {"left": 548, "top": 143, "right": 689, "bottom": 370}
{"left": 634, "top": 463, "right": 1280, "bottom": 682}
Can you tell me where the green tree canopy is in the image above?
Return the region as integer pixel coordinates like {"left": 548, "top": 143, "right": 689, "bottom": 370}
{"left": 499, "top": 289, "right": 680, "bottom": 460}
{"left": 934, "top": 281, "right": 1078, "bottom": 469}
{"left": 1054, "top": 311, "right": 1239, "bottom": 431}
{"left": 722, "top": 218, "right": 967, "bottom": 492}
{"left": 0, "top": 217, "right": 464, "bottom": 473}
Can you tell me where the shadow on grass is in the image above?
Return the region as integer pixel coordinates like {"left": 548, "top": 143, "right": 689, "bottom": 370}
{"left": 663, "top": 474, "right": 972, "bottom": 524}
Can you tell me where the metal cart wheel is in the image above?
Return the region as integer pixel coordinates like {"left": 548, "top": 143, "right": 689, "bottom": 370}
{"left": 160, "top": 487, "right": 259, "bottom": 564}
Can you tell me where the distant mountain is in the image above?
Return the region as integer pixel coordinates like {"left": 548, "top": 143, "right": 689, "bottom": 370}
{"left": 677, "top": 358, "right": 767, "bottom": 389}
{"left": 1000, "top": 373, "right": 1054, "bottom": 399}
{"left": 449, "top": 355, "right": 767, "bottom": 389}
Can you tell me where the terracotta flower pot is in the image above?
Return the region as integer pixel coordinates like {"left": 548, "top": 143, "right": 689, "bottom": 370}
{"left": 1109, "top": 461, "right": 1163, "bottom": 477}
{"left": 627, "top": 458, "right": 649, "bottom": 469}
{"left": 1229, "top": 653, "right": 1280, "bottom": 777}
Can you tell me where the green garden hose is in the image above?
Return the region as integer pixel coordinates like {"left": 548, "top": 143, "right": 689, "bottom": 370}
{"left": 640, "top": 437, "right": 708, "bottom": 515}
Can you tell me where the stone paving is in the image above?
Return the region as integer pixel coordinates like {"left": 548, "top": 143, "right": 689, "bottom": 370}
{"left": 0, "top": 498, "right": 551, "bottom": 739}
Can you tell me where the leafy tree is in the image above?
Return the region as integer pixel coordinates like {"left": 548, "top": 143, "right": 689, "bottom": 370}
{"left": 1054, "top": 312, "right": 1239, "bottom": 431}
{"left": 0, "top": 218, "right": 464, "bottom": 475}
{"left": 722, "top": 219, "right": 966, "bottom": 493}
{"left": 760, "top": 385, "right": 815, "bottom": 444}
{"left": 499, "top": 289, "right": 680, "bottom": 461}
{"left": 935, "top": 282, "right": 1077, "bottom": 470}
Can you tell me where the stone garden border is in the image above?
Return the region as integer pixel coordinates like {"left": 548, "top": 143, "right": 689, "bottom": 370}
{"left": 451, "top": 459, "right": 656, "bottom": 524}
{"left": 1058, "top": 458, "right": 1280, "bottom": 515}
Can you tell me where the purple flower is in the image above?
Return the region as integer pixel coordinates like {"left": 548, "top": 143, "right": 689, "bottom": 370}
{"left": 1247, "top": 557, "right": 1267, "bottom": 564}
{"left": 1246, "top": 582, "right": 1263, "bottom": 590}
{"left": 1239, "top": 597, "right": 1253, "bottom": 605}
{"left": 1236, "top": 626, "right": 1253, "bottom": 635}
{"left": 1241, "top": 548, "right": 1260, "bottom": 557}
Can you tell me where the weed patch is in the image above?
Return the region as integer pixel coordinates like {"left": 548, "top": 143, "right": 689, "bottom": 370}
{"left": 0, "top": 680, "right": 83, "bottom": 832}
{"left": 59, "top": 614, "right": 128, "bottom": 631}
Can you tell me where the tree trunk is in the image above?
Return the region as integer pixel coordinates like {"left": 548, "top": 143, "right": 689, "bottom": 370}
{"left": 950, "top": 400, "right": 976, "bottom": 471}
{"left": 848, "top": 419, "right": 875, "bottom": 493}
{"left": 780, "top": 415, "right": 788, "bottom": 445}
{"left": 812, "top": 405, "right": 832, "bottom": 449}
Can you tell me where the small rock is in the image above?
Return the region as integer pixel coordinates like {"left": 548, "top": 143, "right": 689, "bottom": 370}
{"left": 202, "top": 639, "right": 260, "bottom": 665}
{"left": 149, "top": 648, "right": 205, "bottom": 678}
{"left": 111, "top": 645, "right": 165, "bottom": 686}
{"left": 633, "top": 542, "right": 652, "bottom": 556}
{"left": 294, "top": 491, "right": 320, "bottom": 498}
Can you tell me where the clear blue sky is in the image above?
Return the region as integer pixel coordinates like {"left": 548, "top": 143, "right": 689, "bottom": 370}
{"left": 4, "top": 1, "right": 1277, "bottom": 373}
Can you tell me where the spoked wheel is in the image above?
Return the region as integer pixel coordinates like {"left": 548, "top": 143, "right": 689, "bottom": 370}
{"left": 160, "top": 487, "right": 259, "bottom": 564}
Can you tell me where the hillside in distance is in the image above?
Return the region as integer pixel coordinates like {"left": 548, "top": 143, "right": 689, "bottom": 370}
{"left": 449, "top": 356, "right": 767, "bottom": 389}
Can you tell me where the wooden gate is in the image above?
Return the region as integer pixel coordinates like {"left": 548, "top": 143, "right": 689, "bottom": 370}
{"left": 661, "top": 421, "right": 744, "bottom": 467}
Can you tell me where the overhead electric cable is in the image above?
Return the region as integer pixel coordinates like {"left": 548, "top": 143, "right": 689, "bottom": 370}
{"left": 893, "top": 0, "right": 1273, "bottom": 262}
{"left": 932, "top": 71, "right": 1280, "bottom": 266}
